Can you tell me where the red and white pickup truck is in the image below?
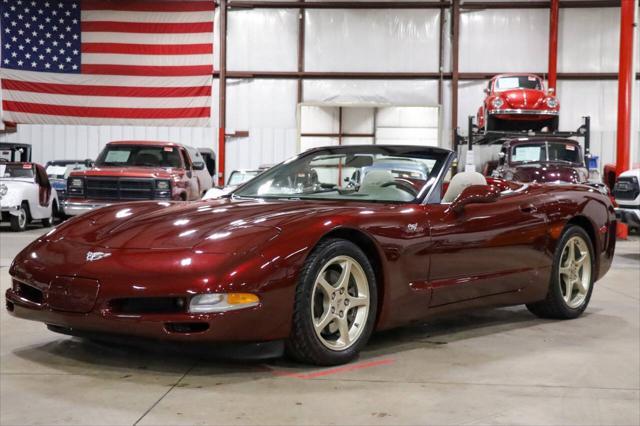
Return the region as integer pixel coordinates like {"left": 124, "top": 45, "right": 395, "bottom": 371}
{"left": 64, "top": 141, "right": 212, "bottom": 216}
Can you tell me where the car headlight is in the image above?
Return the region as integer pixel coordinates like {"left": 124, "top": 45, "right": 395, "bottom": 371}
{"left": 491, "top": 97, "right": 504, "bottom": 109}
{"left": 156, "top": 180, "right": 170, "bottom": 190}
{"left": 69, "top": 177, "right": 84, "bottom": 188}
{"left": 189, "top": 293, "right": 260, "bottom": 313}
{"left": 0, "top": 184, "right": 7, "bottom": 197}
{"left": 546, "top": 97, "right": 558, "bottom": 108}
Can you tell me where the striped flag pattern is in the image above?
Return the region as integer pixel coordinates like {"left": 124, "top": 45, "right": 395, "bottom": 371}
{"left": 1, "top": 0, "right": 214, "bottom": 127}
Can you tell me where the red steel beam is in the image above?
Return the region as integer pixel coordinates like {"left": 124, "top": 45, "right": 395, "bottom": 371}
{"left": 213, "top": 71, "right": 628, "bottom": 80}
{"left": 228, "top": 1, "right": 450, "bottom": 9}
{"left": 218, "top": 0, "right": 228, "bottom": 186}
{"left": 548, "top": 0, "right": 559, "bottom": 91}
{"left": 615, "top": 0, "right": 636, "bottom": 176}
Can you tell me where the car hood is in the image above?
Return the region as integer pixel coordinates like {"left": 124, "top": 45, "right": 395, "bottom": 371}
{"left": 512, "top": 163, "right": 587, "bottom": 183}
{"left": 70, "top": 166, "right": 176, "bottom": 179}
{"left": 500, "top": 89, "right": 545, "bottom": 109}
{"left": 48, "top": 198, "right": 340, "bottom": 252}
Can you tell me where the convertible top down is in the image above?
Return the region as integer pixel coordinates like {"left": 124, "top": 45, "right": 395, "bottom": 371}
{"left": 7, "top": 145, "right": 616, "bottom": 365}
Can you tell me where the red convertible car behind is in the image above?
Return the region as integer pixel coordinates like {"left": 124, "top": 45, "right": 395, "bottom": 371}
{"left": 6, "top": 145, "right": 616, "bottom": 365}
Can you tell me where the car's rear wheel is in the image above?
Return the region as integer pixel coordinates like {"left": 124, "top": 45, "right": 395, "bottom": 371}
{"left": 10, "top": 203, "right": 29, "bottom": 232}
{"left": 526, "top": 226, "right": 594, "bottom": 319}
{"left": 286, "top": 238, "right": 377, "bottom": 365}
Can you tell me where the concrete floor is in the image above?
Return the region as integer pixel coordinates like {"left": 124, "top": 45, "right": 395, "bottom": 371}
{"left": 1, "top": 224, "right": 638, "bottom": 426}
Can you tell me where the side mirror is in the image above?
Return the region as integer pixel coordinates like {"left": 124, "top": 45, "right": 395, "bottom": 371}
{"left": 193, "top": 162, "right": 206, "bottom": 171}
{"left": 484, "top": 88, "right": 490, "bottom": 95}
{"left": 450, "top": 185, "right": 500, "bottom": 214}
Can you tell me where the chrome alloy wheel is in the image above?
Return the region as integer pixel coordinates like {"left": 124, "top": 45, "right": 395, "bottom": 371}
{"left": 559, "top": 236, "right": 592, "bottom": 309}
{"left": 311, "top": 255, "right": 370, "bottom": 351}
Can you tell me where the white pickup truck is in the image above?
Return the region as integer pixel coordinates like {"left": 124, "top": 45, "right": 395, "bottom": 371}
{"left": 613, "top": 169, "right": 640, "bottom": 232}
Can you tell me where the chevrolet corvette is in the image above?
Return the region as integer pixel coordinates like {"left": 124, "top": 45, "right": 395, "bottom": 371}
{"left": 6, "top": 145, "right": 616, "bottom": 365}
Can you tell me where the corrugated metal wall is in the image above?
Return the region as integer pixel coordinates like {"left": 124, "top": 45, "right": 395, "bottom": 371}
{"left": 1, "top": 4, "right": 638, "bottom": 175}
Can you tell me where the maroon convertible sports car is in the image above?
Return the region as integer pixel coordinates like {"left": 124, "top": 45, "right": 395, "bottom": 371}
{"left": 7, "top": 145, "right": 616, "bottom": 365}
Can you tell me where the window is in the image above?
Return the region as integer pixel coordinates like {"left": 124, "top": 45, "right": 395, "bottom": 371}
{"left": 235, "top": 146, "right": 449, "bottom": 203}
{"left": 511, "top": 141, "right": 583, "bottom": 165}
{"left": 96, "top": 145, "right": 182, "bottom": 168}
{"left": 495, "top": 76, "right": 542, "bottom": 91}
{"left": 0, "top": 164, "right": 35, "bottom": 179}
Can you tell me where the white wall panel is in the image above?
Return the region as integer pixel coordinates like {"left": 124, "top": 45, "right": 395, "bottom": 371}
{"left": 225, "top": 79, "right": 298, "bottom": 172}
{"left": 460, "top": 9, "right": 548, "bottom": 72}
{"left": 558, "top": 8, "right": 620, "bottom": 73}
{"left": 305, "top": 10, "right": 441, "bottom": 72}
{"left": 300, "top": 107, "right": 340, "bottom": 133}
{"left": 228, "top": 10, "right": 298, "bottom": 71}
{"left": 0, "top": 124, "right": 217, "bottom": 165}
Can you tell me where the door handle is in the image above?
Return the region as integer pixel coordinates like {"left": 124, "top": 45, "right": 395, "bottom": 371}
{"left": 520, "top": 204, "right": 537, "bottom": 213}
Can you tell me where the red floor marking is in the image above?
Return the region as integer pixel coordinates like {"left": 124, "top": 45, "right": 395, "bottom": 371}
{"left": 270, "top": 358, "right": 395, "bottom": 379}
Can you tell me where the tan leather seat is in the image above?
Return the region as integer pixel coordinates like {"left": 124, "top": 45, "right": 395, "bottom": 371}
{"left": 442, "top": 171, "right": 487, "bottom": 203}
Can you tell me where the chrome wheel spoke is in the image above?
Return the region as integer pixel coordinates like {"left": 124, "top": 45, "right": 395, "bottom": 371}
{"left": 564, "top": 278, "right": 574, "bottom": 301}
{"left": 348, "top": 296, "right": 368, "bottom": 309}
{"left": 317, "top": 277, "right": 335, "bottom": 298}
{"left": 337, "top": 317, "right": 350, "bottom": 346}
{"left": 559, "top": 265, "right": 571, "bottom": 277}
{"left": 566, "top": 240, "right": 576, "bottom": 264}
{"left": 574, "top": 277, "right": 587, "bottom": 294}
{"left": 314, "top": 310, "right": 334, "bottom": 334}
{"left": 336, "top": 260, "right": 352, "bottom": 290}
{"left": 575, "top": 253, "right": 588, "bottom": 267}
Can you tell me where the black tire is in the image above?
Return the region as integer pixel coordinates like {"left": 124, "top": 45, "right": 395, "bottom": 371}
{"left": 547, "top": 116, "right": 559, "bottom": 132}
{"left": 286, "top": 238, "right": 378, "bottom": 365}
{"left": 526, "top": 226, "right": 595, "bottom": 319}
{"left": 42, "top": 202, "right": 57, "bottom": 228}
{"left": 10, "top": 202, "right": 29, "bottom": 232}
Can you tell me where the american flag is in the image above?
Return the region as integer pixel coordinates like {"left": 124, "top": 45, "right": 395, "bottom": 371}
{"left": 1, "top": 0, "right": 214, "bottom": 126}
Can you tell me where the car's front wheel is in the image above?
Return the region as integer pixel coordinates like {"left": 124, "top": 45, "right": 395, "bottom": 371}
{"left": 286, "top": 238, "right": 377, "bottom": 365}
{"left": 526, "top": 226, "right": 595, "bottom": 319}
{"left": 10, "top": 203, "right": 29, "bottom": 232}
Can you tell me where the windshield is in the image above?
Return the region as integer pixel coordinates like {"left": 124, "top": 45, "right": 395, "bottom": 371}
{"left": 0, "top": 164, "right": 35, "bottom": 179}
{"left": 96, "top": 145, "right": 182, "bottom": 168}
{"left": 495, "top": 76, "right": 542, "bottom": 91}
{"left": 234, "top": 146, "right": 449, "bottom": 203}
{"left": 228, "top": 170, "right": 260, "bottom": 186}
{"left": 511, "top": 142, "right": 582, "bottom": 165}
{"left": 46, "top": 163, "right": 87, "bottom": 179}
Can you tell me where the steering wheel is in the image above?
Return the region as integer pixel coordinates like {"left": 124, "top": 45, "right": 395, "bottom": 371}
{"left": 380, "top": 179, "right": 418, "bottom": 197}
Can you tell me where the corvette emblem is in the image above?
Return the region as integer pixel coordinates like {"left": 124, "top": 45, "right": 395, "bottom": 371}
{"left": 86, "top": 251, "right": 111, "bottom": 262}
{"left": 407, "top": 223, "right": 418, "bottom": 233}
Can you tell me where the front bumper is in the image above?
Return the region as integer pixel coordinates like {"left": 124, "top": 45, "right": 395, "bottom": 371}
{"left": 63, "top": 200, "right": 111, "bottom": 216}
{"left": 5, "top": 284, "right": 285, "bottom": 347}
{"left": 0, "top": 204, "right": 20, "bottom": 219}
{"left": 615, "top": 206, "right": 640, "bottom": 228}
{"left": 488, "top": 109, "right": 559, "bottom": 117}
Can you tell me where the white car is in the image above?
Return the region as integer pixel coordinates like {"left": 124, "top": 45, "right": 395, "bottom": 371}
{"left": 203, "top": 168, "right": 266, "bottom": 200}
{"left": 613, "top": 169, "right": 640, "bottom": 232}
{"left": 0, "top": 162, "right": 59, "bottom": 232}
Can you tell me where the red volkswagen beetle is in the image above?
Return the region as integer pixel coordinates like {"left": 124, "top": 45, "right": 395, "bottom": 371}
{"left": 6, "top": 145, "right": 616, "bottom": 365}
{"left": 477, "top": 74, "right": 560, "bottom": 132}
